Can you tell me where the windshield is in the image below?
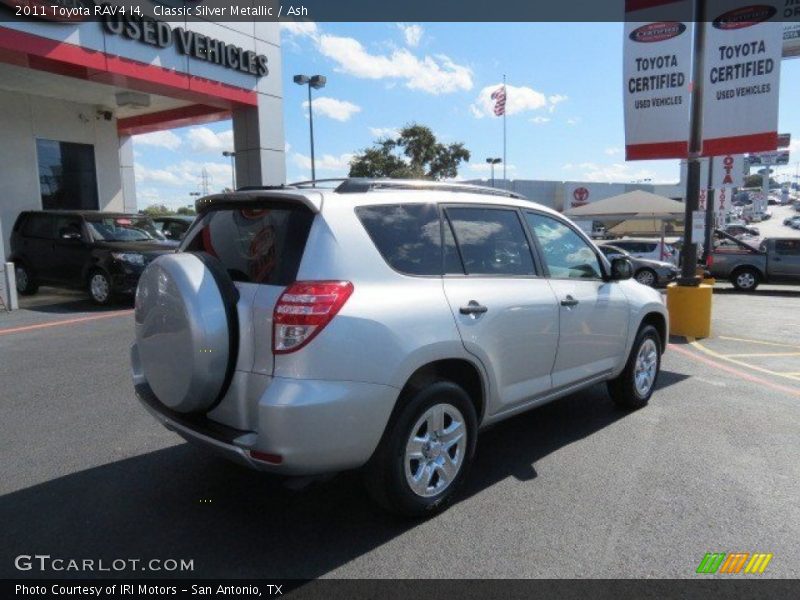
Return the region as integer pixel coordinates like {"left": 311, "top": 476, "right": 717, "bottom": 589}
{"left": 86, "top": 216, "right": 163, "bottom": 242}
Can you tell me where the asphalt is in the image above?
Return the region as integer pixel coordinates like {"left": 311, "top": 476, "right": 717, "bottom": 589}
{"left": 1, "top": 285, "right": 799, "bottom": 579}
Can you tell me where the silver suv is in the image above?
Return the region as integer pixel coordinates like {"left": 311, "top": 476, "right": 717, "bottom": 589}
{"left": 132, "top": 180, "right": 668, "bottom": 516}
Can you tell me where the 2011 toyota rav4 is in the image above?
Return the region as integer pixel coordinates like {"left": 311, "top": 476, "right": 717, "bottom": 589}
{"left": 131, "top": 180, "right": 668, "bottom": 516}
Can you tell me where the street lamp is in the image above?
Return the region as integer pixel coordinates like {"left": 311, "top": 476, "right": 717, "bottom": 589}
{"left": 294, "top": 74, "right": 326, "bottom": 185}
{"left": 486, "top": 157, "right": 502, "bottom": 187}
{"left": 222, "top": 151, "right": 236, "bottom": 190}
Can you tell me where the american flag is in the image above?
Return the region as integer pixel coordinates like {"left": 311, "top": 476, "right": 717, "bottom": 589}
{"left": 491, "top": 85, "right": 506, "bottom": 116}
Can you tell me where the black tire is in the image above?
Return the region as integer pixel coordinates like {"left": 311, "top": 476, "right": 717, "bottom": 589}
{"left": 607, "top": 324, "right": 661, "bottom": 410}
{"left": 364, "top": 381, "right": 478, "bottom": 517}
{"left": 730, "top": 267, "right": 759, "bottom": 292}
{"left": 634, "top": 268, "right": 658, "bottom": 287}
{"left": 87, "top": 270, "right": 113, "bottom": 306}
{"left": 14, "top": 262, "right": 38, "bottom": 295}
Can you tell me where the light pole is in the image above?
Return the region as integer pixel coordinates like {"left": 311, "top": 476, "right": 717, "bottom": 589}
{"left": 222, "top": 151, "right": 236, "bottom": 190}
{"left": 293, "top": 74, "right": 326, "bottom": 185}
{"left": 486, "top": 157, "right": 501, "bottom": 187}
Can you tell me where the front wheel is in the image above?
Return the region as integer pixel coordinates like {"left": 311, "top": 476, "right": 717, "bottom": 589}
{"left": 634, "top": 268, "right": 657, "bottom": 287}
{"left": 88, "top": 270, "right": 113, "bottom": 306}
{"left": 364, "top": 381, "right": 477, "bottom": 517}
{"left": 731, "top": 268, "right": 759, "bottom": 292}
{"left": 607, "top": 325, "right": 661, "bottom": 410}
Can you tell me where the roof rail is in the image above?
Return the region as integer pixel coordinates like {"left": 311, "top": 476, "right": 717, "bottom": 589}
{"left": 334, "top": 178, "right": 527, "bottom": 199}
{"left": 286, "top": 178, "right": 349, "bottom": 189}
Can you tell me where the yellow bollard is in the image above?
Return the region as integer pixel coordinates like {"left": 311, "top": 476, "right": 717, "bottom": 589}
{"left": 666, "top": 283, "right": 713, "bottom": 339}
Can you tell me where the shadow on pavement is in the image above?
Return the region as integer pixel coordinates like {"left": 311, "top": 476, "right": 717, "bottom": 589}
{"left": 0, "top": 382, "right": 679, "bottom": 579}
{"left": 17, "top": 287, "right": 133, "bottom": 314}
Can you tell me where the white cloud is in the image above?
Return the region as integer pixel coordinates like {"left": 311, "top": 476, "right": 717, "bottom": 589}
{"left": 280, "top": 21, "right": 319, "bottom": 40}
{"left": 566, "top": 117, "right": 581, "bottom": 126}
{"left": 604, "top": 147, "right": 622, "bottom": 156}
{"left": 186, "top": 127, "right": 233, "bottom": 153}
{"left": 135, "top": 160, "right": 233, "bottom": 189}
{"left": 317, "top": 34, "right": 472, "bottom": 94}
{"left": 577, "top": 162, "right": 658, "bottom": 183}
{"left": 303, "top": 96, "right": 361, "bottom": 122}
{"left": 291, "top": 152, "right": 354, "bottom": 172}
{"left": 471, "top": 84, "right": 565, "bottom": 118}
{"left": 398, "top": 24, "right": 423, "bottom": 47}
{"left": 547, "top": 94, "right": 568, "bottom": 113}
{"left": 134, "top": 130, "right": 181, "bottom": 151}
{"left": 369, "top": 126, "right": 400, "bottom": 139}
{"left": 530, "top": 116, "right": 551, "bottom": 124}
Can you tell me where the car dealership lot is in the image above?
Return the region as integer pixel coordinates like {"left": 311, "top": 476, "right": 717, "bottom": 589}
{"left": 1, "top": 288, "right": 799, "bottom": 579}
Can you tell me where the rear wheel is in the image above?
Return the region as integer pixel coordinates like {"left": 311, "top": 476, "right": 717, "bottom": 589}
{"left": 88, "top": 270, "right": 113, "bottom": 305}
{"left": 365, "top": 381, "right": 477, "bottom": 517}
{"left": 634, "top": 268, "right": 657, "bottom": 287}
{"left": 731, "top": 267, "right": 759, "bottom": 291}
{"left": 15, "top": 263, "right": 38, "bottom": 295}
{"left": 607, "top": 325, "right": 661, "bottom": 410}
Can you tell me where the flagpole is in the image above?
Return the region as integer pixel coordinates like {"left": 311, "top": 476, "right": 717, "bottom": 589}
{"left": 502, "top": 74, "right": 507, "bottom": 181}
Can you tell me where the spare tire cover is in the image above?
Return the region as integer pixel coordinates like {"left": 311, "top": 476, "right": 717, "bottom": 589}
{"left": 134, "top": 253, "right": 236, "bottom": 413}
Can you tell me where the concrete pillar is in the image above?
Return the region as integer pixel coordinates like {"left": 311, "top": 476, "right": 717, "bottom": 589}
{"left": 232, "top": 93, "right": 286, "bottom": 188}
{"left": 119, "top": 134, "right": 138, "bottom": 213}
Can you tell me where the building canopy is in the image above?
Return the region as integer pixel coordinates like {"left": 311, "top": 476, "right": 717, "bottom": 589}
{"left": 565, "top": 190, "right": 685, "bottom": 219}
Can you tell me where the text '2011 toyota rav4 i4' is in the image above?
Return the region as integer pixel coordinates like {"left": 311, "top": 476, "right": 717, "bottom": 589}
{"left": 131, "top": 179, "right": 668, "bottom": 516}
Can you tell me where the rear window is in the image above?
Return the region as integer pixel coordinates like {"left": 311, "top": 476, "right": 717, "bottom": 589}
{"left": 355, "top": 203, "right": 443, "bottom": 276}
{"left": 185, "top": 204, "right": 313, "bottom": 285}
{"left": 21, "top": 214, "right": 54, "bottom": 239}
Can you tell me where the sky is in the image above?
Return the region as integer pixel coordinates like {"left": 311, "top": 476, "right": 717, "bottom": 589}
{"left": 132, "top": 22, "right": 800, "bottom": 210}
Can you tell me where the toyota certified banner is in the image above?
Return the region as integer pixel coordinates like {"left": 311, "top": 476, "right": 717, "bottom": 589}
{"left": 623, "top": 0, "right": 694, "bottom": 160}
{"left": 701, "top": 0, "right": 784, "bottom": 155}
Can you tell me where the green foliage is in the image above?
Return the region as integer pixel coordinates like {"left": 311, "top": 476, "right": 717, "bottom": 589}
{"left": 176, "top": 206, "right": 196, "bottom": 216}
{"left": 349, "top": 124, "right": 470, "bottom": 180}
{"left": 139, "top": 204, "right": 174, "bottom": 217}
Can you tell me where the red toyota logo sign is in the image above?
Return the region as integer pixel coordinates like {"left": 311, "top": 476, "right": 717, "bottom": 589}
{"left": 571, "top": 187, "right": 590, "bottom": 207}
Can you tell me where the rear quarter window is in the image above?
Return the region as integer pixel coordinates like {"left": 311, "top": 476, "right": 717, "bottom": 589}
{"left": 185, "top": 204, "right": 314, "bottom": 286}
{"left": 21, "top": 214, "right": 54, "bottom": 239}
{"left": 355, "top": 203, "right": 443, "bottom": 276}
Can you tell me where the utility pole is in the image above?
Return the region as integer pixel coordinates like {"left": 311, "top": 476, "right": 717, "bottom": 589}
{"left": 199, "top": 167, "right": 210, "bottom": 196}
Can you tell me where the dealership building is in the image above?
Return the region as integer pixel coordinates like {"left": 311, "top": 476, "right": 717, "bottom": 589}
{"left": 0, "top": 10, "right": 284, "bottom": 259}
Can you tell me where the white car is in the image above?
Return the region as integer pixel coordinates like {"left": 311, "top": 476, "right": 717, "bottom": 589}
{"left": 606, "top": 238, "right": 678, "bottom": 265}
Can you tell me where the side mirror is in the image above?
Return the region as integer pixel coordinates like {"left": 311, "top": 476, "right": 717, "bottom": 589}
{"left": 610, "top": 257, "right": 633, "bottom": 281}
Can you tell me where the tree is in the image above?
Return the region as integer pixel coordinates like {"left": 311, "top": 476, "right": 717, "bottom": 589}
{"left": 176, "top": 206, "right": 196, "bottom": 216}
{"left": 743, "top": 174, "right": 778, "bottom": 189}
{"left": 349, "top": 124, "right": 470, "bottom": 180}
{"left": 139, "top": 204, "right": 174, "bottom": 217}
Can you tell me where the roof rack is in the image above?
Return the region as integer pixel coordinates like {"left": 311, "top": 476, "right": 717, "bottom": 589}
{"left": 334, "top": 178, "right": 526, "bottom": 199}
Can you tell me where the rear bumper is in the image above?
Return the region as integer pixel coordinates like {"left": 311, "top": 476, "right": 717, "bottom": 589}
{"left": 133, "top": 362, "right": 398, "bottom": 476}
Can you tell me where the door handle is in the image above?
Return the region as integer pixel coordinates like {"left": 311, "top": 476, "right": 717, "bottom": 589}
{"left": 560, "top": 295, "right": 579, "bottom": 307}
{"left": 460, "top": 301, "right": 488, "bottom": 315}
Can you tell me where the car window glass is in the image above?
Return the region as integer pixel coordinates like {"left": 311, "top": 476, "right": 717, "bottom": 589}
{"left": 443, "top": 217, "right": 464, "bottom": 274}
{"left": 525, "top": 212, "right": 603, "bottom": 279}
{"left": 55, "top": 216, "right": 83, "bottom": 240}
{"left": 355, "top": 204, "right": 443, "bottom": 276}
{"left": 445, "top": 207, "right": 535, "bottom": 276}
{"left": 775, "top": 240, "right": 800, "bottom": 255}
{"left": 22, "top": 214, "right": 54, "bottom": 239}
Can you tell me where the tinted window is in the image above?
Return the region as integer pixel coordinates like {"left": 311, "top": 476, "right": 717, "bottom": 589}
{"left": 525, "top": 212, "right": 603, "bottom": 279}
{"left": 86, "top": 216, "right": 160, "bottom": 242}
{"left": 775, "top": 240, "right": 800, "bottom": 255}
{"left": 186, "top": 204, "right": 314, "bottom": 285}
{"left": 36, "top": 139, "right": 99, "bottom": 210}
{"left": 356, "top": 204, "right": 443, "bottom": 276}
{"left": 445, "top": 207, "right": 535, "bottom": 276}
{"left": 55, "top": 215, "right": 84, "bottom": 240}
{"left": 21, "top": 214, "right": 54, "bottom": 239}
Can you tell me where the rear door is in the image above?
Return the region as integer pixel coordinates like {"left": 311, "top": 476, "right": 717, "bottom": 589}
{"left": 441, "top": 205, "right": 560, "bottom": 414}
{"left": 770, "top": 240, "right": 800, "bottom": 281}
{"left": 17, "top": 213, "right": 56, "bottom": 281}
{"left": 524, "top": 211, "right": 630, "bottom": 389}
{"left": 181, "top": 202, "right": 316, "bottom": 382}
{"left": 52, "top": 214, "right": 89, "bottom": 283}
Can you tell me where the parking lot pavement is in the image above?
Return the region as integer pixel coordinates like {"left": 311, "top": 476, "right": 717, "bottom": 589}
{"left": 758, "top": 204, "right": 800, "bottom": 239}
{"left": 1, "top": 289, "right": 799, "bottom": 579}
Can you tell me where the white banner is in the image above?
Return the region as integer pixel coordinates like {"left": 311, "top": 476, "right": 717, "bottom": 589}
{"left": 712, "top": 154, "right": 745, "bottom": 188}
{"left": 716, "top": 187, "right": 732, "bottom": 225}
{"left": 623, "top": 0, "right": 693, "bottom": 160}
{"left": 783, "top": 1, "right": 800, "bottom": 59}
{"left": 701, "top": 0, "right": 784, "bottom": 155}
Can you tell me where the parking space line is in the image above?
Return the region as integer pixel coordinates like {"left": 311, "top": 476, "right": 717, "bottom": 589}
{"left": 0, "top": 311, "right": 133, "bottom": 336}
{"left": 718, "top": 335, "right": 800, "bottom": 350}
{"left": 669, "top": 343, "right": 800, "bottom": 398}
{"left": 687, "top": 337, "right": 800, "bottom": 383}
{"left": 724, "top": 352, "right": 800, "bottom": 358}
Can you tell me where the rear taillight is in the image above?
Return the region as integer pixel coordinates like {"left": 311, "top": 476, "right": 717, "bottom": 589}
{"left": 706, "top": 255, "right": 714, "bottom": 267}
{"left": 272, "top": 281, "right": 354, "bottom": 354}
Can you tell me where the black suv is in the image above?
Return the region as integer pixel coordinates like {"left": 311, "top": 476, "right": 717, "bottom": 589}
{"left": 11, "top": 211, "right": 174, "bottom": 305}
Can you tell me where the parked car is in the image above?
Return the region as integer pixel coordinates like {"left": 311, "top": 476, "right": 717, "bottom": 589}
{"left": 152, "top": 215, "right": 195, "bottom": 241}
{"left": 11, "top": 211, "right": 174, "bottom": 305}
{"left": 783, "top": 215, "right": 800, "bottom": 227}
{"left": 598, "top": 244, "right": 678, "bottom": 287}
{"left": 131, "top": 180, "right": 668, "bottom": 516}
{"left": 607, "top": 238, "right": 678, "bottom": 265}
{"left": 708, "top": 230, "right": 800, "bottom": 291}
